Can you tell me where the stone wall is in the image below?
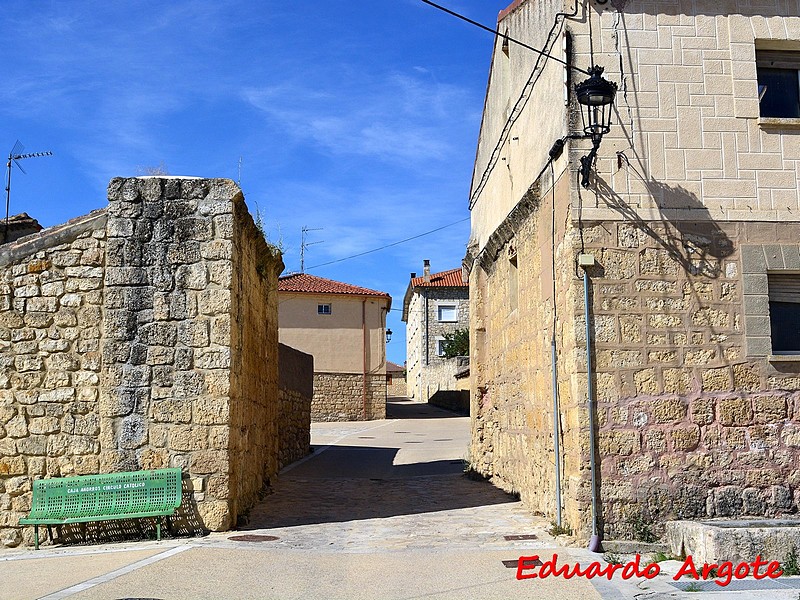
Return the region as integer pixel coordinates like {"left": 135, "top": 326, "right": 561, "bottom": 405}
{"left": 312, "top": 372, "right": 385, "bottom": 422}
{"left": 406, "top": 287, "right": 469, "bottom": 401}
{"left": 277, "top": 343, "right": 312, "bottom": 470}
{"left": 0, "top": 211, "right": 107, "bottom": 548}
{"left": 387, "top": 373, "right": 407, "bottom": 397}
{"left": 0, "top": 177, "right": 298, "bottom": 547}
{"left": 581, "top": 219, "right": 800, "bottom": 540}
{"left": 469, "top": 178, "right": 800, "bottom": 539}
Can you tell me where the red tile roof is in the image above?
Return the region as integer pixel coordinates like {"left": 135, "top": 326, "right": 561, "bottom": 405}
{"left": 278, "top": 273, "right": 391, "bottom": 299}
{"left": 410, "top": 268, "right": 466, "bottom": 288}
{"left": 386, "top": 361, "right": 405, "bottom": 373}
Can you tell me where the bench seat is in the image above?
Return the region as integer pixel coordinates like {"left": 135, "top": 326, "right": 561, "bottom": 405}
{"left": 20, "top": 468, "right": 182, "bottom": 549}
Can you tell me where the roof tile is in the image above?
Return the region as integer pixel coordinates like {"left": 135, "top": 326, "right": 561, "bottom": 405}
{"left": 278, "top": 273, "right": 390, "bottom": 298}
{"left": 410, "top": 268, "right": 466, "bottom": 288}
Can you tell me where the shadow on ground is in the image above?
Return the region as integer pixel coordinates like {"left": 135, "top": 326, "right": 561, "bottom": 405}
{"left": 386, "top": 399, "right": 462, "bottom": 420}
{"left": 242, "top": 399, "right": 517, "bottom": 529}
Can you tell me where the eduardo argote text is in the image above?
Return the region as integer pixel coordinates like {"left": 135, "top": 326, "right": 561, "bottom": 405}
{"left": 516, "top": 553, "right": 784, "bottom": 587}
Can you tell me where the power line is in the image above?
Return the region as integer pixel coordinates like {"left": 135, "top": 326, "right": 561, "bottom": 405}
{"left": 306, "top": 217, "right": 469, "bottom": 270}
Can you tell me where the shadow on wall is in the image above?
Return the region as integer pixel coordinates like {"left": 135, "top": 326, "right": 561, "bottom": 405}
{"left": 591, "top": 169, "right": 734, "bottom": 279}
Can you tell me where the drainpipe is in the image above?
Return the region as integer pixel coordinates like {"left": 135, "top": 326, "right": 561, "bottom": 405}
{"left": 579, "top": 254, "right": 601, "bottom": 552}
{"left": 362, "top": 299, "right": 368, "bottom": 420}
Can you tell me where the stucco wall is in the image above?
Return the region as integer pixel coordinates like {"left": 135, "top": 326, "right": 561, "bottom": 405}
{"left": 278, "top": 294, "right": 387, "bottom": 374}
{"left": 277, "top": 343, "right": 312, "bottom": 470}
{"left": 0, "top": 177, "right": 300, "bottom": 547}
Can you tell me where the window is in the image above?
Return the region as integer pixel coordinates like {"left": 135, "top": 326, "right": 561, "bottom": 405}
{"left": 757, "top": 50, "right": 800, "bottom": 118}
{"left": 436, "top": 338, "right": 447, "bottom": 357}
{"left": 768, "top": 274, "right": 800, "bottom": 353}
{"left": 317, "top": 303, "right": 331, "bottom": 315}
{"left": 437, "top": 304, "right": 458, "bottom": 322}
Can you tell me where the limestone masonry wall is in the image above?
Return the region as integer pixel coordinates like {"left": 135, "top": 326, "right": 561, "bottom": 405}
{"left": 470, "top": 189, "right": 800, "bottom": 539}
{"left": 0, "top": 211, "right": 107, "bottom": 548}
{"left": 312, "top": 372, "right": 385, "bottom": 421}
{"left": 0, "top": 177, "right": 303, "bottom": 547}
{"left": 580, "top": 220, "right": 800, "bottom": 540}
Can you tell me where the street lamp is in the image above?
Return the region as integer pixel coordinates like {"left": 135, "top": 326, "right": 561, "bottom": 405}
{"left": 575, "top": 66, "right": 618, "bottom": 188}
{"left": 386, "top": 329, "right": 393, "bottom": 344}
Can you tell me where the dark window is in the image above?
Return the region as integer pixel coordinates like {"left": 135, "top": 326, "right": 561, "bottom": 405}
{"left": 757, "top": 50, "right": 800, "bottom": 118}
{"left": 768, "top": 274, "right": 800, "bottom": 353}
{"left": 318, "top": 303, "right": 331, "bottom": 315}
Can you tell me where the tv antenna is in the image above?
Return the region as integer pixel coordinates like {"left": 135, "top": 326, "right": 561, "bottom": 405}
{"left": 300, "top": 226, "right": 323, "bottom": 273}
{"left": 4, "top": 141, "right": 52, "bottom": 242}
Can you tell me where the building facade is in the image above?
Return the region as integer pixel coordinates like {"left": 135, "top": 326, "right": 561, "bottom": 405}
{"left": 466, "top": 0, "right": 800, "bottom": 541}
{"left": 278, "top": 274, "right": 391, "bottom": 421}
{"left": 402, "top": 261, "right": 469, "bottom": 402}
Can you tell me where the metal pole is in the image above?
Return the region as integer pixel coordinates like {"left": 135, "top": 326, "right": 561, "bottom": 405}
{"left": 4, "top": 156, "right": 12, "bottom": 243}
{"left": 551, "top": 337, "right": 562, "bottom": 527}
{"left": 583, "top": 268, "right": 601, "bottom": 552}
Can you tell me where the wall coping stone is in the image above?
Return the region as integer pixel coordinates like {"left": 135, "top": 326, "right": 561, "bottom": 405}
{"left": 0, "top": 208, "right": 107, "bottom": 268}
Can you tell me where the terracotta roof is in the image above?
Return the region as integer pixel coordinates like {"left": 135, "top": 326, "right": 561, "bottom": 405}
{"left": 386, "top": 361, "right": 405, "bottom": 373}
{"left": 410, "top": 268, "right": 466, "bottom": 288}
{"left": 278, "top": 273, "right": 391, "bottom": 299}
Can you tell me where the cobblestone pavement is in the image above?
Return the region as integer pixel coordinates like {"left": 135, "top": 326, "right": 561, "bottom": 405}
{"left": 225, "top": 399, "right": 559, "bottom": 554}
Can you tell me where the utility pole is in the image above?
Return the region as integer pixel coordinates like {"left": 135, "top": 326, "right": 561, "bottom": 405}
{"left": 300, "top": 226, "right": 323, "bottom": 273}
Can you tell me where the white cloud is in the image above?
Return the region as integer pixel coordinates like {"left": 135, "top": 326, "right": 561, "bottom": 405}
{"left": 243, "top": 70, "right": 476, "bottom": 165}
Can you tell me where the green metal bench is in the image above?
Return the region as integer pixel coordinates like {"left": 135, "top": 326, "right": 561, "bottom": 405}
{"left": 19, "top": 468, "right": 182, "bottom": 549}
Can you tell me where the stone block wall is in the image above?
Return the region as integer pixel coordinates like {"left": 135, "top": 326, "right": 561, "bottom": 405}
{"left": 469, "top": 186, "right": 800, "bottom": 539}
{"left": 0, "top": 177, "right": 296, "bottom": 547}
{"left": 0, "top": 211, "right": 107, "bottom": 548}
{"left": 387, "top": 373, "right": 407, "bottom": 397}
{"left": 312, "top": 372, "right": 385, "bottom": 422}
{"left": 277, "top": 343, "right": 312, "bottom": 470}
{"left": 581, "top": 219, "right": 800, "bottom": 539}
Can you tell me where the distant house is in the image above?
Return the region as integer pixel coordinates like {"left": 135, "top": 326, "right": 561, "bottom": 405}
{"left": 401, "top": 260, "right": 469, "bottom": 402}
{"left": 386, "top": 361, "right": 406, "bottom": 397}
{"left": 278, "top": 273, "right": 392, "bottom": 421}
{"left": 1, "top": 213, "right": 42, "bottom": 244}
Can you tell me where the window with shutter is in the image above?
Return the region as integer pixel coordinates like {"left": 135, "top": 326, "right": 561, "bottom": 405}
{"left": 768, "top": 274, "right": 800, "bottom": 353}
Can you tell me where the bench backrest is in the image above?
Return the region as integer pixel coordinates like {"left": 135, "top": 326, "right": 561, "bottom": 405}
{"left": 27, "top": 468, "right": 182, "bottom": 520}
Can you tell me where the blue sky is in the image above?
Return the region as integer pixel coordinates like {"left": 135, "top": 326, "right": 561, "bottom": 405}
{"left": 1, "top": 1, "right": 505, "bottom": 365}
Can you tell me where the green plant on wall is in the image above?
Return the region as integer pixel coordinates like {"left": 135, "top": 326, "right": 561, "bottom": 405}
{"left": 441, "top": 328, "right": 469, "bottom": 358}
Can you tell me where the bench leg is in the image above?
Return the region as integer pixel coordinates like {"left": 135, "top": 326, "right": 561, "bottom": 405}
{"left": 34, "top": 525, "right": 39, "bottom": 551}
{"left": 156, "top": 517, "right": 161, "bottom": 542}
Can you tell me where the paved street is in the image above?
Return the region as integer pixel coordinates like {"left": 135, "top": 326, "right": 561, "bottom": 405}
{"left": 2, "top": 399, "right": 797, "bottom": 599}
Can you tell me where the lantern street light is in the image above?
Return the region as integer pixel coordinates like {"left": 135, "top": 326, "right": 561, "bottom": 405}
{"left": 385, "top": 328, "right": 393, "bottom": 344}
{"left": 575, "top": 66, "right": 618, "bottom": 188}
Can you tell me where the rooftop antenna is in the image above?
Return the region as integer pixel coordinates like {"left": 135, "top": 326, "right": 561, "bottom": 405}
{"left": 5, "top": 141, "right": 52, "bottom": 242}
{"left": 300, "top": 226, "right": 323, "bottom": 273}
{"left": 237, "top": 156, "right": 242, "bottom": 187}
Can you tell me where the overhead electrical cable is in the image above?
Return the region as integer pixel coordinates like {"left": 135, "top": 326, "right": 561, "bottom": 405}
{"left": 305, "top": 217, "right": 470, "bottom": 270}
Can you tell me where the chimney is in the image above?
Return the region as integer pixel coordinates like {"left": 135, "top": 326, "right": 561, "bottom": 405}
{"left": 410, "top": 272, "right": 416, "bottom": 279}
{"left": 423, "top": 259, "right": 431, "bottom": 283}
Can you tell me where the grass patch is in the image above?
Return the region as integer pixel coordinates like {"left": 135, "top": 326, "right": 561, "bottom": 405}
{"left": 603, "top": 552, "right": 623, "bottom": 565}
{"left": 548, "top": 521, "right": 573, "bottom": 537}
{"left": 783, "top": 548, "right": 800, "bottom": 576}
